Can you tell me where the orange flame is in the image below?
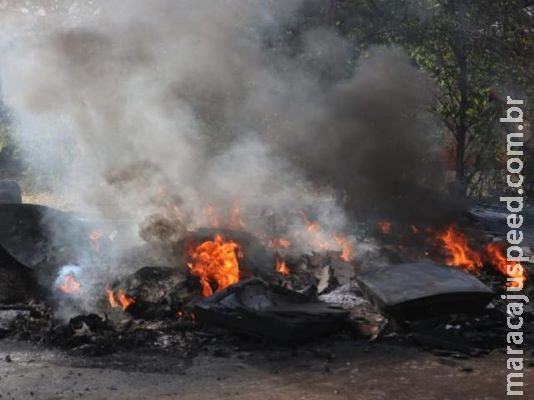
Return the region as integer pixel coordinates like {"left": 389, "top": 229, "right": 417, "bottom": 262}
{"left": 268, "top": 238, "right": 292, "bottom": 249}
{"left": 301, "top": 212, "right": 328, "bottom": 250}
{"left": 157, "top": 185, "right": 167, "bottom": 199}
{"left": 89, "top": 230, "right": 103, "bottom": 241}
{"left": 485, "top": 243, "right": 527, "bottom": 288}
{"left": 333, "top": 232, "right": 352, "bottom": 261}
{"left": 59, "top": 274, "right": 81, "bottom": 296}
{"left": 107, "top": 288, "right": 135, "bottom": 310}
{"left": 307, "top": 222, "right": 321, "bottom": 233}
{"left": 230, "top": 204, "right": 246, "bottom": 229}
{"left": 313, "top": 237, "right": 330, "bottom": 251}
{"left": 437, "top": 225, "right": 482, "bottom": 271}
{"left": 300, "top": 211, "right": 320, "bottom": 233}
{"left": 107, "top": 289, "right": 117, "bottom": 308}
{"left": 275, "top": 258, "right": 290, "bottom": 276}
{"left": 203, "top": 205, "right": 220, "bottom": 228}
{"left": 300, "top": 211, "right": 354, "bottom": 258}
{"left": 89, "top": 230, "right": 104, "bottom": 252}
{"left": 188, "top": 234, "right": 241, "bottom": 297}
{"left": 378, "top": 222, "right": 392, "bottom": 234}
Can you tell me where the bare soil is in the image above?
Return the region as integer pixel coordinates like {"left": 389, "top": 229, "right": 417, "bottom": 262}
{"left": 1, "top": 336, "right": 531, "bottom": 400}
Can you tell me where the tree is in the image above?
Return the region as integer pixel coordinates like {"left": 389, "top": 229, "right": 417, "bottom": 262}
{"left": 335, "top": 0, "right": 534, "bottom": 196}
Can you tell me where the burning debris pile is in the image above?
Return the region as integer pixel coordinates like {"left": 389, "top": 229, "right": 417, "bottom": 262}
{"left": 0, "top": 200, "right": 532, "bottom": 359}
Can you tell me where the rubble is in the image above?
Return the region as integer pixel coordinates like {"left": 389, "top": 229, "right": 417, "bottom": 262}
{"left": 319, "top": 282, "right": 387, "bottom": 340}
{"left": 117, "top": 266, "right": 194, "bottom": 319}
{"left": 0, "top": 201, "right": 531, "bottom": 365}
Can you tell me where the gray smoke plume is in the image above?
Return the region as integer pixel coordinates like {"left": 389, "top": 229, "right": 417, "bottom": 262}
{"left": 272, "top": 46, "right": 461, "bottom": 225}
{"left": 0, "top": 1, "right": 454, "bottom": 311}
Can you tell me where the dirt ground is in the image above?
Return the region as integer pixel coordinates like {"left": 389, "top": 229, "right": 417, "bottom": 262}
{"left": 0, "top": 335, "right": 531, "bottom": 400}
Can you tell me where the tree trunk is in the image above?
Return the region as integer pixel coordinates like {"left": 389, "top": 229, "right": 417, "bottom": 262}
{"left": 455, "top": 58, "right": 468, "bottom": 192}
{"left": 455, "top": 123, "right": 467, "bottom": 196}
{"left": 452, "top": 5, "right": 469, "bottom": 197}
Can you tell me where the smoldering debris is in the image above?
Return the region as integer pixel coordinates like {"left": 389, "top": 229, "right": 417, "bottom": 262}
{"left": 0, "top": 196, "right": 531, "bottom": 359}
{"left": 0, "top": 0, "right": 518, "bottom": 364}
{"left": 0, "top": 1, "right": 453, "bottom": 244}
{"left": 193, "top": 278, "right": 349, "bottom": 342}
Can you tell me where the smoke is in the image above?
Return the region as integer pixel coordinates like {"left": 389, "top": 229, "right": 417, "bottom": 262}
{"left": 0, "top": 0, "right": 454, "bottom": 306}
{"left": 273, "top": 47, "right": 460, "bottom": 224}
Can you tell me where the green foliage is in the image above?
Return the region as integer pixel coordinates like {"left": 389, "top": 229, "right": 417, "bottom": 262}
{"left": 334, "top": 0, "right": 533, "bottom": 197}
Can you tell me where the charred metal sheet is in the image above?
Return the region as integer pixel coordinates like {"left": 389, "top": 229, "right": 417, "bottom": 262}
{"left": 356, "top": 262, "right": 493, "bottom": 319}
{"left": 193, "top": 278, "right": 348, "bottom": 342}
{"left": 0, "top": 204, "right": 89, "bottom": 268}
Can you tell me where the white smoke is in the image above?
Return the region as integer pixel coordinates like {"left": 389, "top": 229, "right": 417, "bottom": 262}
{"left": 0, "top": 1, "right": 444, "bottom": 312}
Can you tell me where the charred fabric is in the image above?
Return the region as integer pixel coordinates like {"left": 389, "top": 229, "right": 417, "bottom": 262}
{"left": 0, "top": 198, "right": 532, "bottom": 359}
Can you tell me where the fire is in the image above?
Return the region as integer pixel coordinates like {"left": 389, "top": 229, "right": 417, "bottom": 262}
{"left": 106, "top": 289, "right": 116, "bottom": 307}
{"left": 268, "top": 238, "right": 292, "bottom": 249}
{"left": 299, "top": 211, "right": 353, "bottom": 260}
{"left": 89, "top": 229, "right": 104, "bottom": 252}
{"left": 313, "top": 237, "right": 330, "bottom": 251}
{"left": 275, "top": 257, "right": 290, "bottom": 276}
{"left": 107, "top": 288, "right": 135, "bottom": 310}
{"left": 485, "top": 243, "right": 526, "bottom": 288}
{"left": 89, "top": 230, "right": 103, "bottom": 241}
{"left": 307, "top": 222, "right": 321, "bottom": 233}
{"left": 437, "top": 225, "right": 482, "bottom": 271}
{"left": 187, "top": 234, "right": 241, "bottom": 297}
{"left": 230, "top": 204, "right": 246, "bottom": 229}
{"left": 202, "top": 203, "right": 246, "bottom": 229}
{"left": 203, "top": 205, "right": 220, "bottom": 228}
{"left": 157, "top": 185, "right": 167, "bottom": 199}
{"left": 300, "top": 211, "right": 320, "bottom": 233}
{"left": 378, "top": 221, "right": 391, "bottom": 234}
{"left": 59, "top": 274, "right": 81, "bottom": 296}
{"left": 333, "top": 232, "right": 352, "bottom": 261}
